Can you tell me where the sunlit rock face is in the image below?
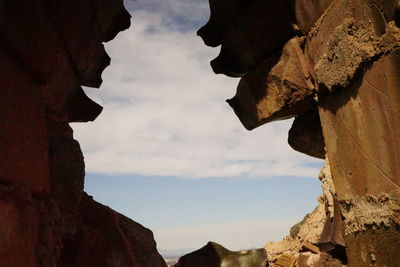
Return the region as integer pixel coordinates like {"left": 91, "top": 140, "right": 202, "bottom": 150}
{"left": 0, "top": 1, "right": 165, "bottom": 266}
{"left": 197, "top": 0, "right": 400, "bottom": 266}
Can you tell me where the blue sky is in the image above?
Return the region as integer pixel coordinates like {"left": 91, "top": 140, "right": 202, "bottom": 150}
{"left": 71, "top": 0, "right": 324, "bottom": 253}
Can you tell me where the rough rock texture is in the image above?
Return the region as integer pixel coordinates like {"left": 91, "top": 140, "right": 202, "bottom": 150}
{"left": 295, "top": 0, "right": 333, "bottom": 34}
{"left": 59, "top": 193, "right": 165, "bottom": 267}
{"left": 175, "top": 242, "right": 268, "bottom": 267}
{"left": 288, "top": 109, "right": 325, "bottom": 159}
{"left": 265, "top": 161, "right": 345, "bottom": 267}
{"left": 317, "top": 160, "right": 345, "bottom": 253}
{"left": 227, "top": 37, "right": 316, "bottom": 130}
{"left": 197, "top": 0, "right": 252, "bottom": 47}
{"left": 199, "top": 0, "right": 400, "bottom": 266}
{"left": 0, "top": 1, "right": 165, "bottom": 266}
{"left": 208, "top": 0, "right": 295, "bottom": 77}
{"left": 265, "top": 201, "right": 325, "bottom": 264}
{"left": 318, "top": 46, "right": 400, "bottom": 267}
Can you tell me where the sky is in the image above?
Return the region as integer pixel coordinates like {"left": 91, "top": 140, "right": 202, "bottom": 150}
{"left": 71, "top": 0, "right": 324, "bottom": 255}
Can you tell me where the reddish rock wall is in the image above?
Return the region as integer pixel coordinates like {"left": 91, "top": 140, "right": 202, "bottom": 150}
{"left": 0, "top": 1, "right": 165, "bottom": 266}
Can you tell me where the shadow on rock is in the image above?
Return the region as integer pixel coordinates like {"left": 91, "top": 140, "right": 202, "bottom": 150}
{"left": 174, "top": 242, "right": 268, "bottom": 267}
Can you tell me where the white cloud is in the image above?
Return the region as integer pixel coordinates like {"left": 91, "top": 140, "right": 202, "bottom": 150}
{"left": 71, "top": 5, "right": 322, "bottom": 179}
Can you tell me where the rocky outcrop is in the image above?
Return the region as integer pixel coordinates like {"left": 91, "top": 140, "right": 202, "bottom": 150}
{"left": 199, "top": 0, "right": 400, "bottom": 266}
{"left": 0, "top": 1, "right": 165, "bottom": 266}
{"left": 175, "top": 242, "right": 268, "bottom": 267}
{"left": 265, "top": 161, "right": 347, "bottom": 267}
{"left": 174, "top": 161, "right": 344, "bottom": 266}
{"left": 207, "top": 0, "right": 295, "bottom": 77}
{"left": 59, "top": 193, "right": 165, "bottom": 267}
{"left": 227, "top": 37, "right": 315, "bottom": 130}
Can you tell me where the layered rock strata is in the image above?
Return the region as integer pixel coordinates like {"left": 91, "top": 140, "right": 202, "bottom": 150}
{"left": 0, "top": 1, "right": 165, "bottom": 266}
{"left": 198, "top": 0, "right": 400, "bottom": 266}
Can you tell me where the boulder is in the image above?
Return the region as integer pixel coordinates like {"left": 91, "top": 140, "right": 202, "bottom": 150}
{"left": 175, "top": 242, "right": 268, "bottom": 267}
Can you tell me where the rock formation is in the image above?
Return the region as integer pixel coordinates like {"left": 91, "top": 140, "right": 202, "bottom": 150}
{"left": 0, "top": 1, "right": 165, "bottom": 266}
{"left": 2, "top": 0, "right": 399, "bottom": 266}
{"left": 175, "top": 242, "right": 268, "bottom": 267}
{"left": 265, "top": 160, "right": 347, "bottom": 267}
{"left": 194, "top": 0, "right": 400, "bottom": 266}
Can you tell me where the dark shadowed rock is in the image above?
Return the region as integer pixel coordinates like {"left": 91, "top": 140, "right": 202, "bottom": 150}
{"left": 295, "top": 0, "right": 333, "bottom": 34}
{"left": 59, "top": 193, "right": 166, "bottom": 267}
{"left": 210, "top": 0, "right": 295, "bottom": 77}
{"left": 0, "top": 1, "right": 165, "bottom": 266}
{"left": 197, "top": 0, "right": 252, "bottom": 47}
{"left": 0, "top": 45, "right": 50, "bottom": 194}
{"left": 288, "top": 109, "right": 325, "bottom": 159}
{"left": 175, "top": 242, "right": 268, "bottom": 267}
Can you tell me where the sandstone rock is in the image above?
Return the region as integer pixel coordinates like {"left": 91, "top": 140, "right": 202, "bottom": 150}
{"left": 275, "top": 254, "right": 296, "bottom": 267}
{"left": 227, "top": 37, "right": 315, "bottom": 130}
{"left": 59, "top": 193, "right": 166, "bottom": 267}
{"left": 318, "top": 161, "right": 336, "bottom": 222}
{"left": 0, "top": 1, "right": 65, "bottom": 85}
{"left": 175, "top": 242, "right": 268, "bottom": 267}
{"left": 197, "top": 0, "right": 252, "bottom": 47}
{"left": 300, "top": 241, "right": 320, "bottom": 254}
{"left": 304, "top": 0, "right": 400, "bottom": 90}
{"left": 288, "top": 109, "right": 325, "bottom": 159}
{"left": 265, "top": 161, "right": 349, "bottom": 266}
{"left": 0, "top": 1, "right": 165, "bottom": 266}
{"left": 200, "top": 0, "right": 400, "bottom": 266}
{"left": 46, "top": 0, "right": 110, "bottom": 88}
{"left": 47, "top": 121, "right": 84, "bottom": 214}
{"left": 295, "top": 0, "right": 333, "bottom": 34}
{"left": 0, "top": 45, "right": 50, "bottom": 194}
{"left": 265, "top": 201, "right": 326, "bottom": 264}
{"left": 303, "top": 0, "right": 350, "bottom": 80}
{"left": 296, "top": 253, "right": 319, "bottom": 267}
{"left": 313, "top": 4, "right": 400, "bottom": 266}
{"left": 318, "top": 50, "right": 400, "bottom": 197}
{"left": 93, "top": 0, "right": 131, "bottom": 42}
{"left": 210, "top": 0, "right": 295, "bottom": 77}
{"left": 0, "top": 184, "right": 41, "bottom": 267}
{"left": 297, "top": 252, "right": 345, "bottom": 267}
{"left": 343, "top": 224, "right": 400, "bottom": 266}
{"left": 317, "top": 161, "right": 345, "bottom": 252}
{"left": 64, "top": 82, "right": 103, "bottom": 122}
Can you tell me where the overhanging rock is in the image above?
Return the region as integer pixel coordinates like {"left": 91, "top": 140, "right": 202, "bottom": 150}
{"left": 199, "top": 0, "right": 400, "bottom": 266}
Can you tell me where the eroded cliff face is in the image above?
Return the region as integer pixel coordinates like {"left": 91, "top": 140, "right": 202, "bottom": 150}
{"left": 195, "top": 0, "right": 400, "bottom": 266}
{"left": 2, "top": 0, "right": 399, "bottom": 266}
{"left": 0, "top": 1, "right": 165, "bottom": 266}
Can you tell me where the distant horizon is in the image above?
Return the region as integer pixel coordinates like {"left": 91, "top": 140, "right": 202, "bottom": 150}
{"left": 82, "top": 173, "right": 322, "bottom": 251}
